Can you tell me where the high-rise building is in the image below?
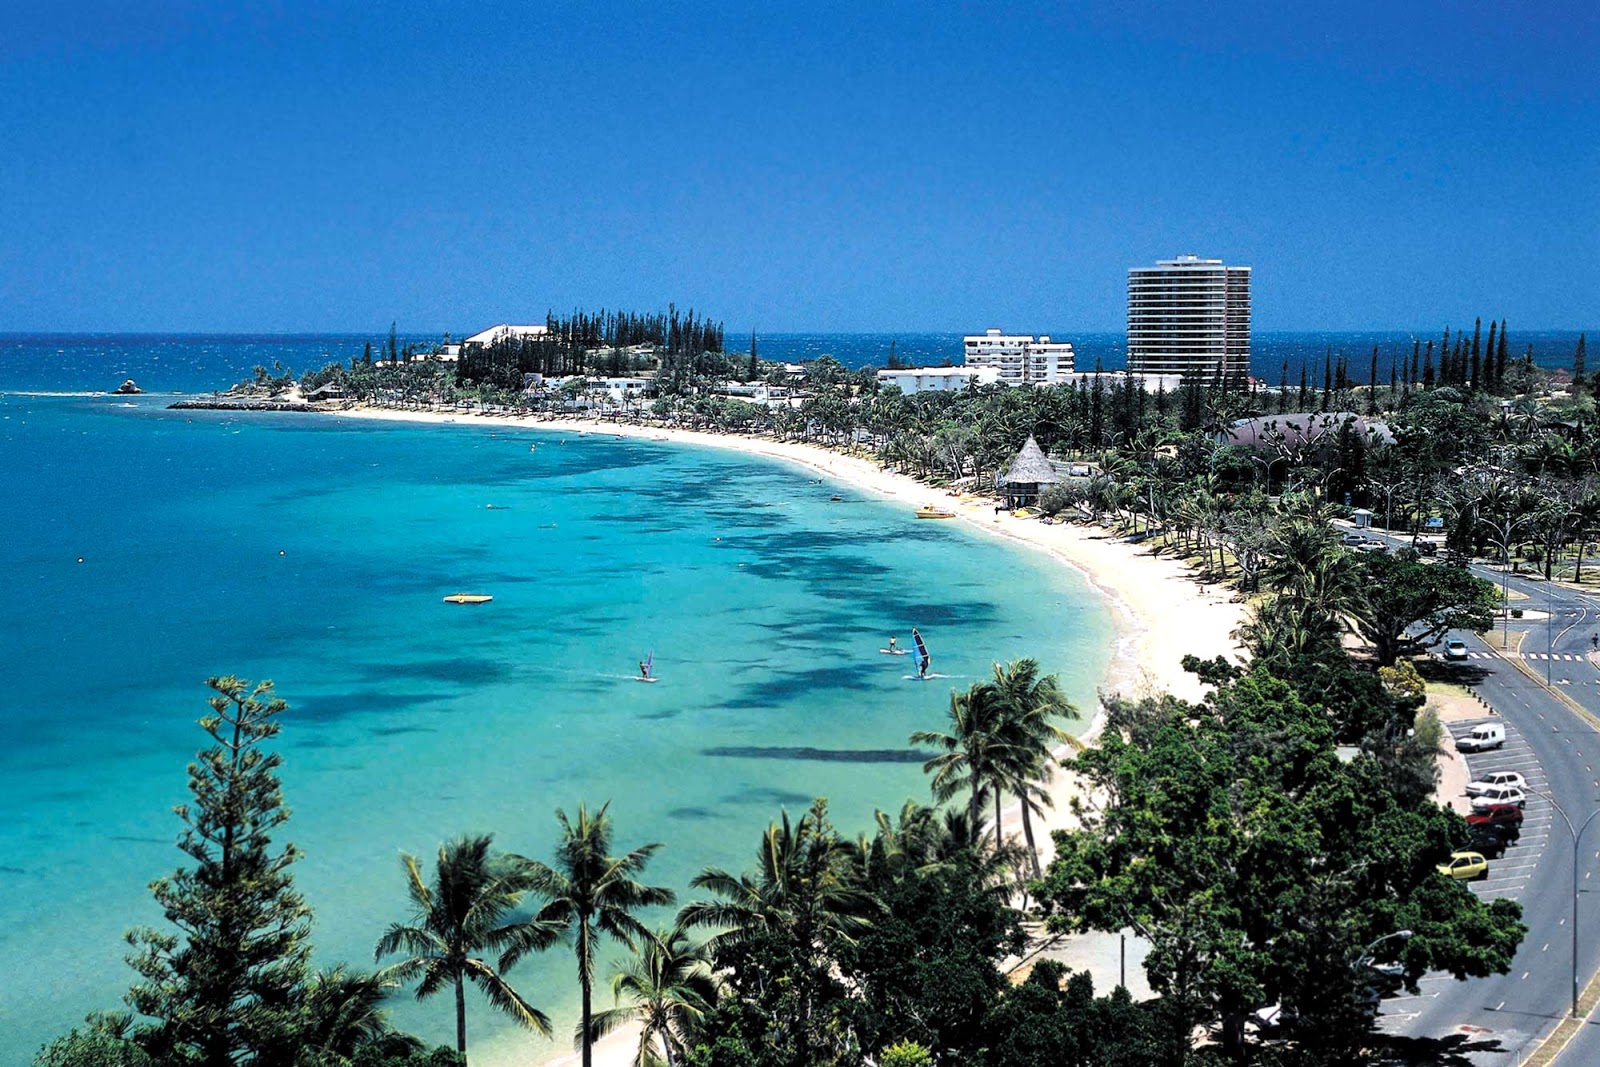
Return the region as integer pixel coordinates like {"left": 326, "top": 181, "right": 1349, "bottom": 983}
{"left": 1127, "top": 255, "right": 1251, "bottom": 380}
{"left": 962, "top": 329, "right": 1075, "bottom": 385}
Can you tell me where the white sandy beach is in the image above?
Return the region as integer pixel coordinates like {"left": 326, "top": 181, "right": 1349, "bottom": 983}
{"left": 330, "top": 405, "right": 1247, "bottom": 1066}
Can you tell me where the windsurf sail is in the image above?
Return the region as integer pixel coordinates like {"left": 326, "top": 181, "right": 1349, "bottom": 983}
{"left": 911, "top": 628, "right": 929, "bottom": 675}
{"left": 644, "top": 650, "right": 654, "bottom": 678}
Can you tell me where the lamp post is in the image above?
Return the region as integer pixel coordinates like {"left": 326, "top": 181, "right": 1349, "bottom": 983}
{"left": 1354, "top": 929, "right": 1414, "bottom": 972}
{"left": 1529, "top": 788, "right": 1600, "bottom": 1018}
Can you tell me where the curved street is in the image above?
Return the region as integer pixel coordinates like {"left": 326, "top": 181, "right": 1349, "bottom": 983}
{"left": 1356, "top": 530, "right": 1600, "bottom": 1062}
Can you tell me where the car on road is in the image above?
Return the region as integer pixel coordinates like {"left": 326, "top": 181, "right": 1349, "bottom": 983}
{"left": 1340, "top": 532, "right": 1366, "bottom": 547}
{"left": 1416, "top": 540, "right": 1439, "bottom": 556}
{"left": 1467, "top": 803, "right": 1524, "bottom": 830}
{"left": 1456, "top": 723, "right": 1505, "bottom": 751}
{"left": 1467, "top": 825, "right": 1514, "bottom": 858}
{"left": 1471, "top": 785, "right": 1527, "bottom": 811}
{"left": 1444, "top": 639, "right": 1470, "bottom": 661}
{"left": 1437, "top": 851, "right": 1489, "bottom": 880}
{"left": 1466, "top": 771, "right": 1528, "bottom": 797}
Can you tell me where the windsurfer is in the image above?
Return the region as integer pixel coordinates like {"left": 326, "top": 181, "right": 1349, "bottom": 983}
{"left": 918, "top": 655, "right": 930, "bottom": 679}
{"left": 639, "top": 660, "right": 651, "bottom": 680}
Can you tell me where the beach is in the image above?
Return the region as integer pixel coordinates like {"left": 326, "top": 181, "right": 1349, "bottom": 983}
{"left": 329, "top": 405, "right": 1246, "bottom": 1067}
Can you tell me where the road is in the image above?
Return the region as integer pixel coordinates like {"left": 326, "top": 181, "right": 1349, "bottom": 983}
{"left": 1348, "top": 527, "right": 1600, "bottom": 1061}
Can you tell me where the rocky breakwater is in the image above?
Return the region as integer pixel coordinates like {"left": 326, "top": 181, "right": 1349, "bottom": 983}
{"left": 168, "top": 397, "right": 319, "bottom": 412}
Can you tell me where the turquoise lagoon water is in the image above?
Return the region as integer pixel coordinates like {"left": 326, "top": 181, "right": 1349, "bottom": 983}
{"left": 0, "top": 391, "right": 1111, "bottom": 1060}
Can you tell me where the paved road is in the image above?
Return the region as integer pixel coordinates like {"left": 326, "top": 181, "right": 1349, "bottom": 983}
{"left": 1371, "top": 626, "right": 1600, "bottom": 1063}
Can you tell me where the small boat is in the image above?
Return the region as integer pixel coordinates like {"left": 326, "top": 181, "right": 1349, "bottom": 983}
{"left": 442, "top": 593, "right": 493, "bottom": 605}
{"left": 915, "top": 505, "right": 957, "bottom": 519}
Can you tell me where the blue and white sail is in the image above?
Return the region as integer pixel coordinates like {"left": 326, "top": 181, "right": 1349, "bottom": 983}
{"left": 911, "top": 628, "right": 929, "bottom": 675}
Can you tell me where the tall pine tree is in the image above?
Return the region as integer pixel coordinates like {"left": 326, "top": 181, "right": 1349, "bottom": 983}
{"left": 124, "top": 677, "right": 313, "bottom": 1067}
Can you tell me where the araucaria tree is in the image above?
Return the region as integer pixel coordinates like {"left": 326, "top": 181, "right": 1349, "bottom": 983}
{"left": 511, "top": 803, "right": 676, "bottom": 1067}
{"left": 122, "top": 676, "right": 314, "bottom": 1066}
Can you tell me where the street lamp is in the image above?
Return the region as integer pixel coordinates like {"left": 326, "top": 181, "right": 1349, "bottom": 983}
{"left": 1527, "top": 788, "right": 1600, "bottom": 1018}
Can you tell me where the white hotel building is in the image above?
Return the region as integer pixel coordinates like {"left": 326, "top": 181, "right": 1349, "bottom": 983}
{"left": 1127, "top": 256, "right": 1251, "bottom": 380}
{"left": 961, "top": 329, "right": 1076, "bottom": 385}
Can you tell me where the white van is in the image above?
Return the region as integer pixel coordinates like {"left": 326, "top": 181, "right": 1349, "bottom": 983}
{"left": 1456, "top": 723, "right": 1505, "bottom": 752}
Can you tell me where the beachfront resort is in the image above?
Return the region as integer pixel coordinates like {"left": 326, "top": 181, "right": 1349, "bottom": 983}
{"left": 27, "top": 295, "right": 1600, "bottom": 1067}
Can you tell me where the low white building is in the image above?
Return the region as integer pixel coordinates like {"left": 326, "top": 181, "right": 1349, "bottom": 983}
{"left": 877, "top": 366, "right": 1001, "bottom": 394}
{"left": 962, "top": 328, "right": 1076, "bottom": 385}
{"left": 461, "top": 324, "right": 551, "bottom": 351}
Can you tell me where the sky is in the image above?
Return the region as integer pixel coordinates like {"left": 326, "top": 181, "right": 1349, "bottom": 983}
{"left": 0, "top": 1, "right": 1596, "bottom": 333}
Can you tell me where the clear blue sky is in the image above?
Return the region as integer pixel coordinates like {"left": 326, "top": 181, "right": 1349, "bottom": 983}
{"left": 1, "top": 1, "right": 1595, "bottom": 333}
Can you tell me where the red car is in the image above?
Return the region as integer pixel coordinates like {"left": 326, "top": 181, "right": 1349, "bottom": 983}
{"left": 1467, "top": 803, "right": 1524, "bottom": 830}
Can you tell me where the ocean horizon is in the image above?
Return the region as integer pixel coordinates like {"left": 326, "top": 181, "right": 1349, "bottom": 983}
{"left": 0, "top": 361, "right": 1112, "bottom": 1061}
{"left": 1, "top": 329, "right": 1592, "bottom": 399}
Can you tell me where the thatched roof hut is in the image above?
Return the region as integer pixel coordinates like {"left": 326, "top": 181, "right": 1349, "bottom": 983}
{"left": 1001, "top": 436, "right": 1060, "bottom": 505}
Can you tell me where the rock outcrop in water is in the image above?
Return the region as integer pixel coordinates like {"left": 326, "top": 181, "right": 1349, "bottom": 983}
{"left": 168, "top": 398, "right": 319, "bottom": 412}
{"left": 113, "top": 379, "right": 143, "bottom": 394}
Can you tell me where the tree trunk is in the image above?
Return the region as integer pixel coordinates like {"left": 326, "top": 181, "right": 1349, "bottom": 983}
{"left": 581, "top": 931, "right": 593, "bottom": 1067}
{"left": 455, "top": 974, "right": 467, "bottom": 1055}
{"left": 1018, "top": 791, "right": 1042, "bottom": 879}
{"left": 994, "top": 785, "right": 1004, "bottom": 855}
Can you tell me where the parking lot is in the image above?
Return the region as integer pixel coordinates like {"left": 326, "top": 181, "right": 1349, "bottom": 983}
{"left": 1447, "top": 717, "right": 1552, "bottom": 902}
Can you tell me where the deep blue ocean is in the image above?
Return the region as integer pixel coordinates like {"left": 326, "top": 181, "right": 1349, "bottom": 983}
{"left": 0, "top": 329, "right": 1591, "bottom": 395}
{"left": 0, "top": 337, "right": 1114, "bottom": 1063}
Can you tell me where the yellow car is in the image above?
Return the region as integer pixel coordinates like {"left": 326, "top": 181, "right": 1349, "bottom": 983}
{"left": 1437, "top": 851, "right": 1488, "bottom": 881}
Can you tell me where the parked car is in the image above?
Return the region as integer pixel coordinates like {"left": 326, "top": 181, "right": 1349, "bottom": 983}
{"left": 1467, "top": 803, "right": 1524, "bottom": 830}
{"left": 1466, "top": 771, "right": 1527, "bottom": 797}
{"left": 1471, "top": 785, "right": 1527, "bottom": 811}
{"left": 1437, "top": 851, "right": 1489, "bottom": 880}
{"left": 1467, "top": 825, "right": 1514, "bottom": 858}
{"left": 1456, "top": 723, "right": 1505, "bottom": 751}
{"left": 1340, "top": 532, "right": 1366, "bottom": 547}
{"left": 1444, "top": 639, "right": 1470, "bottom": 661}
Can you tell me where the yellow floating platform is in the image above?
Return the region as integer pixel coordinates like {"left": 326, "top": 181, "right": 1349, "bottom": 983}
{"left": 442, "top": 593, "right": 494, "bottom": 605}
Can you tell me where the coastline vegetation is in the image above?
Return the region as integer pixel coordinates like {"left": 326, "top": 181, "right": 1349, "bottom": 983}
{"left": 52, "top": 322, "right": 1600, "bottom": 1063}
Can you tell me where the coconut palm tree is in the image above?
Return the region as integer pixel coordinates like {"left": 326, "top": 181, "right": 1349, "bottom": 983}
{"left": 989, "top": 659, "right": 1080, "bottom": 878}
{"left": 588, "top": 926, "right": 716, "bottom": 1067}
{"left": 911, "top": 684, "right": 1022, "bottom": 852}
{"left": 509, "top": 803, "right": 675, "bottom": 1067}
{"left": 292, "top": 966, "right": 425, "bottom": 1064}
{"left": 679, "top": 800, "right": 873, "bottom": 953}
{"left": 374, "top": 834, "right": 558, "bottom": 1057}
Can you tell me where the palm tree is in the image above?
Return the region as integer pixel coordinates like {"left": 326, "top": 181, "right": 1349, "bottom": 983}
{"left": 293, "top": 966, "right": 425, "bottom": 1064}
{"left": 989, "top": 659, "right": 1080, "bottom": 878}
{"left": 679, "top": 800, "right": 872, "bottom": 953}
{"left": 679, "top": 800, "right": 872, "bottom": 1067}
{"left": 589, "top": 926, "right": 717, "bottom": 1067}
{"left": 509, "top": 803, "right": 675, "bottom": 1067}
{"left": 374, "top": 834, "right": 558, "bottom": 1057}
{"left": 911, "top": 684, "right": 1020, "bottom": 852}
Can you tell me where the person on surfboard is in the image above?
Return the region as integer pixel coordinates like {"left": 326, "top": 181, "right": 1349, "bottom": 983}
{"left": 888, "top": 636, "right": 898, "bottom": 652}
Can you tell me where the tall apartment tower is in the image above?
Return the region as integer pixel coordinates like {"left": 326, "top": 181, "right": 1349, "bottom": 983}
{"left": 1127, "top": 255, "right": 1251, "bottom": 380}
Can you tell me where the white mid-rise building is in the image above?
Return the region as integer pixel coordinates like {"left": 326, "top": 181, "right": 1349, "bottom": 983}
{"left": 877, "top": 365, "right": 1001, "bottom": 394}
{"left": 1127, "top": 256, "right": 1251, "bottom": 380}
{"left": 962, "top": 329, "right": 1076, "bottom": 385}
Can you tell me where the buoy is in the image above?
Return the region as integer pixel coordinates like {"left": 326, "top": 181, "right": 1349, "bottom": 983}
{"left": 77, "top": 557, "right": 84, "bottom": 564}
{"left": 278, "top": 550, "right": 286, "bottom": 556}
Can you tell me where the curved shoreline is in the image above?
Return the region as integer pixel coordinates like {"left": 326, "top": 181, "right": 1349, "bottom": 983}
{"left": 322, "top": 405, "right": 1245, "bottom": 1067}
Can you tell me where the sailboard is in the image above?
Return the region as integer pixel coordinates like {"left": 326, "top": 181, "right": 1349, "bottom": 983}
{"left": 635, "top": 649, "right": 659, "bottom": 683}
{"left": 911, "top": 628, "right": 931, "bottom": 679}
